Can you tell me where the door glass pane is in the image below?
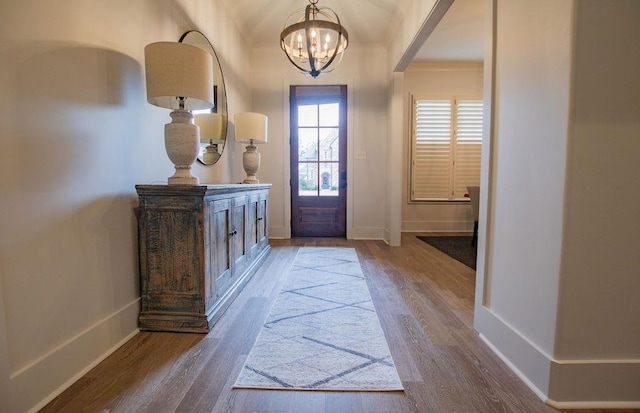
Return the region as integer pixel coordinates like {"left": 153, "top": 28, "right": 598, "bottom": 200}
{"left": 319, "top": 103, "right": 339, "bottom": 127}
{"left": 319, "top": 127, "right": 339, "bottom": 161}
{"left": 319, "top": 162, "right": 338, "bottom": 197}
{"left": 298, "top": 104, "right": 318, "bottom": 127}
{"left": 298, "top": 162, "right": 318, "bottom": 196}
{"left": 298, "top": 128, "right": 318, "bottom": 161}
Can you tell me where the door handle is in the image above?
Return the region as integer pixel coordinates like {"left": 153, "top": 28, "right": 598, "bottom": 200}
{"left": 340, "top": 171, "right": 347, "bottom": 188}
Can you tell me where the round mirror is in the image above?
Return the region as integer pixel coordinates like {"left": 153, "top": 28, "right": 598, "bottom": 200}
{"left": 179, "top": 30, "right": 228, "bottom": 165}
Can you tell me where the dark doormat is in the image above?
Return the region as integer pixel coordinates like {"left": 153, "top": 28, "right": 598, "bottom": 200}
{"left": 416, "top": 236, "right": 477, "bottom": 270}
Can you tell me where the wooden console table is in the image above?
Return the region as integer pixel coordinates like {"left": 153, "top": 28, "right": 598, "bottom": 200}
{"left": 135, "top": 184, "right": 271, "bottom": 333}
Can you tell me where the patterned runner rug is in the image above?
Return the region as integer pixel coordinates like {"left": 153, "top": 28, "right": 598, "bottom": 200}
{"left": 233, "top": 247, "right": 404, "bottom": 391}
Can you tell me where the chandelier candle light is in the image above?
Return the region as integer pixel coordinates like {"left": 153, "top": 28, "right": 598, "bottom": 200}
{"left": 280, "top": 0, "right": 348, "bottom": 78}
{"left": 234, "top": 112, "right": 268, "bottom": 184}
{"left": 144, "top": 41, "right": 214, "bottom": 185}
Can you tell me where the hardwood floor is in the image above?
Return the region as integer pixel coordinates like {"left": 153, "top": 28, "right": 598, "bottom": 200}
{"left": 40, "top": 235, "right": 637, "bottom": 413}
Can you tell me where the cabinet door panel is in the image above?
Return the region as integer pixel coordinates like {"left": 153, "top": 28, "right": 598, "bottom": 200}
{"left": 231, "top": 195, "right": 248, "bottom": 276}
{"left": 247, "top": 194, "right": 259, "bottom": 256}
{"left": 146, "top": 210, "right": 200, "bottom": 294}
{"left": 248, "top": 197, "right": 258, "bottom": 246}
{"left": 211, "top": 199, "right": 232, "bottom": 299}
{"left": 258, "top": 191, "right": 268, "bottom": 246}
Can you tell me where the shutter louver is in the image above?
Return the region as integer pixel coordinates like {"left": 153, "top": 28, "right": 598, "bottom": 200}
{"left": 453, "top": 100, "right": 483, "bottom": 198}
{"left": 410, "top": 97, "right": 483, "bottom": 201}
{"left": 412, "top": 100, "right": 452, "bottom": 200}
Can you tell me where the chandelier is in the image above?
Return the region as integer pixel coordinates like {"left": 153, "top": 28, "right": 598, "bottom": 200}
{"left": 280, "top": 0, "right": 349, "bottom": 78}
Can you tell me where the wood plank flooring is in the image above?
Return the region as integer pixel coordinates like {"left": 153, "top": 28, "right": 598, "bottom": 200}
{"left": 40, "top": 235, "right": 637, "bottom": 413}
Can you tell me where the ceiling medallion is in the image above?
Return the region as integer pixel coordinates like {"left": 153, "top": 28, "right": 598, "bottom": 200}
{"left": 280, "top": 0, "right": 349, "bottom": 78}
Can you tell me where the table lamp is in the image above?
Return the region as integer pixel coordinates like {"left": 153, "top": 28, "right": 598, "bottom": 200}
{"left": 195, "top": 112, "right": 226, "bottom": 165}
{"left": 144, "top": 41, "right": 214, "bottom": 184}
{"left": 234, "top": 112, "right": 268, "bottom": 184}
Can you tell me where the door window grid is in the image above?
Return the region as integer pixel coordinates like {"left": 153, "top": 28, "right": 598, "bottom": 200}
{"left": 298, "top": 103, "right": 340, "bottom": 197}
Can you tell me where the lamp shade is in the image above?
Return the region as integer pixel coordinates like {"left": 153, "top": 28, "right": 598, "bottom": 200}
{"left": 234, "top": 112, "right": 268, "bottom": 144}
{"left": 144, "top": 42, "right": 214, "bottom": 110}
{"left": 195, "top": 113, "right": 226, "bottom": 142}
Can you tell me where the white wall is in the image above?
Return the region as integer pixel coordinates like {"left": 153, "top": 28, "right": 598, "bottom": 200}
{"left": 249, "top": 45, "right": 391, "bottom": 240}
{"left": 475, "top": 0, "right": 640, "bottom": 407}
{"left": 474, "top": 0, "right": 573, "bottom": 398}
{"left": 557, "top": 0, "right": 640, "bottom": 360}
{"left": 402, "top": 61, "right": 483, "bottom": 233}
{"left": 490, "top": 0, "right": 571, "bottom": 359}
{"left": 386, "top": 73, "right": 405, "bottom": 246}
{"left": 0, "top": 1, "right": 250, "bottom": 411}
{"left": 550, "top": 0, "right": 640, "bottom": 403}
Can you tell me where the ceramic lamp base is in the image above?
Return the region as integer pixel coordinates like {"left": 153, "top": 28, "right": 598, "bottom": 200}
{"left": 165, "top": 110, "right": 199, "bottom": 185}
{"left": 242, "top": 144, "right": 260, "bottom": 184}
{"left": 168, "top": 173, "right": 199, "bottom": 185}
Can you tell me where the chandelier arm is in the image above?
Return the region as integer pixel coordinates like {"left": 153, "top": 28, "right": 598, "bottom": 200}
{"left": 316, "top": 12, "right": 347, "bottom": 73}
{"left": 304, "top": 4, "right": 318, "bottom": 76}
{"left": 281, "top": 42, "right": 318, "bottom": 74}
{"left": 280, "top": 32, "right": 315, "bottom": 74}
{"left": 280, "top": 20, "right": 316, "bottom": 74}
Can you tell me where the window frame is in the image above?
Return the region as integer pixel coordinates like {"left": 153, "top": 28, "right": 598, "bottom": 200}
{"left": 409, "top": 94, "right": 483, "bottom": 203}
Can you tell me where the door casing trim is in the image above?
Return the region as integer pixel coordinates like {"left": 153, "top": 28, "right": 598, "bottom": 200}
{"left": 282, "top": 78, "right": 354, "bottom": 239}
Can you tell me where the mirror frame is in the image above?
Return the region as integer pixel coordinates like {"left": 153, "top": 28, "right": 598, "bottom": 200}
{"left": 179, "top": 30, "right": 228, "bottom": 165}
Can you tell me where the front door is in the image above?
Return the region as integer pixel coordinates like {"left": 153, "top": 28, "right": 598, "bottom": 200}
{"left": 290, "top": 85, "right": 347, "bottom": 237}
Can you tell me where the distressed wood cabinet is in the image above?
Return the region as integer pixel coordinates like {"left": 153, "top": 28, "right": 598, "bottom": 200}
{"left": 135, "top": 184, "right": 270, "bottom": 333}
{"left": 248, "top": 190, "right": 269, "bottom": 257}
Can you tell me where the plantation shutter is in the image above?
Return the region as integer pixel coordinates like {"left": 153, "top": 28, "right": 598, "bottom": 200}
{"left": 411, "top": 97, "right": 483, "bottom": 201}
{"left": 411, "top": 100, "right": 452, "bottom": 200}
{"left": 452, "top": 100, "right": 483, "bottom": 198}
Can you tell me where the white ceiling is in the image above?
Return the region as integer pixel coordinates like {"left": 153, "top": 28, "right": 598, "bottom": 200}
{"left": 220, "top": 0, "right": 484, "bottom": 64}
{"left": 413, "top": 0, "right": 484, "bottom": 61}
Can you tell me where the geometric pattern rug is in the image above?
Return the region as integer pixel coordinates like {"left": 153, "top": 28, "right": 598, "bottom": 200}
{"left": 233, "top": 247, "right": 404, "bottom": 391}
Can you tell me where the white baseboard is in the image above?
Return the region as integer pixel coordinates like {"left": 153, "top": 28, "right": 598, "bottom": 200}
{"left": 547, "top": 400, "right": 640, "bottom": 409}
{"left": 546, "top": 358, "right": 640, "bottom": 407}
{"left": 382, "top": 229, "right": 391, "bottom": 245}
{"left": 402, "top": 220, "right": 473, "bottom": 233}
{"left": 348, "top": 227, "right": 385, "bottom": 240}
{"left": 478, "top": 332, "right": 550, "bottom": 401}
{"left": 9, "top": 299, "right": 140, "bottom": 413}
{"left": 476, "top": 306, "right": 640, "bottom": 408}
{"left": 268, "top": 226, "right": 386, "bottom": 240}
